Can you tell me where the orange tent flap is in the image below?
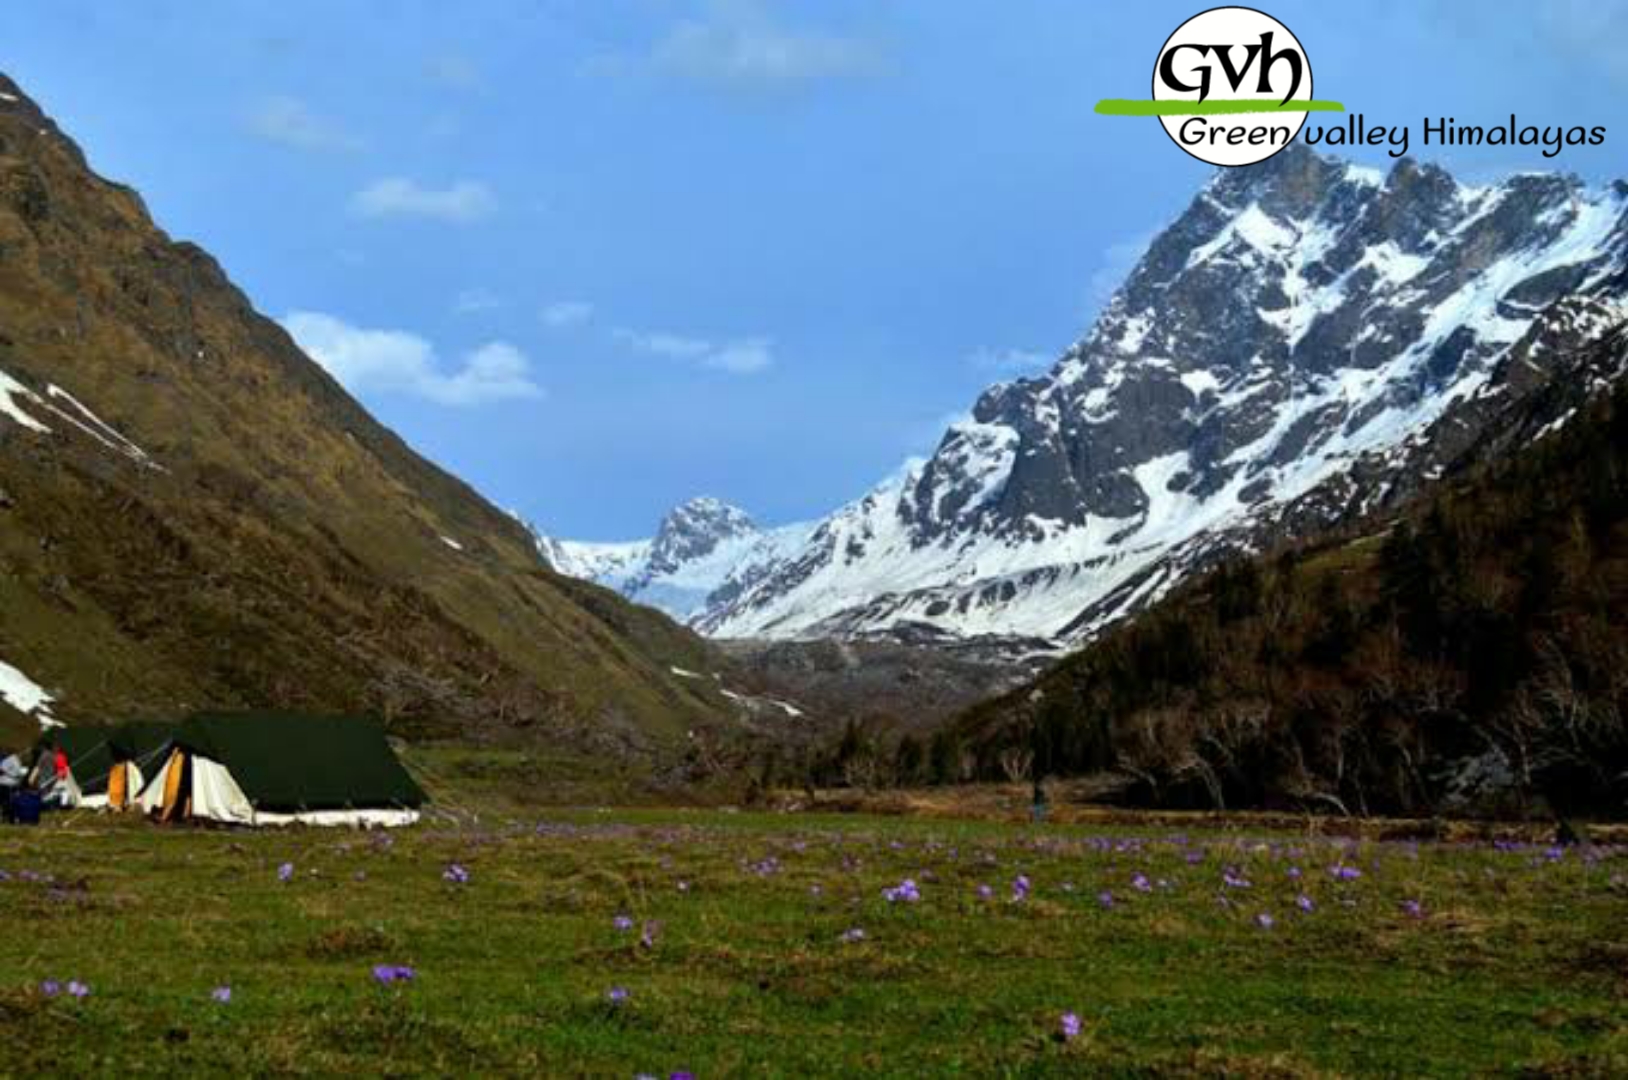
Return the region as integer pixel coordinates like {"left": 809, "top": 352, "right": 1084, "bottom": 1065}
{"left": 160, "top": 750, "right": 186, "bottom": 821}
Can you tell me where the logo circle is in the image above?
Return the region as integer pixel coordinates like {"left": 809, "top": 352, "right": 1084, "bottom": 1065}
{"left": 1153, "top": 6, "right": 1311, "bottom": 167}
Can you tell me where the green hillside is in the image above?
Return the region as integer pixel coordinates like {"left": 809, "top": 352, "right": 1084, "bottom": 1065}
{"left": 0, "top": 73, "right": 726, "bottom": 765}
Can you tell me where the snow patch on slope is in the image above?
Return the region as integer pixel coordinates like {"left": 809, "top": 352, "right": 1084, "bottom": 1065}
{"left": 43, "top": 385, "right": 158, "bottom": 468}
{"left": 1, "top": 368, "right": 161, "bottom": 472}
{"left": 0, "top": 369, "right": 51, "bottom": 432}
{"left": 0, "top": 658, "right": 58, "bottom": 729}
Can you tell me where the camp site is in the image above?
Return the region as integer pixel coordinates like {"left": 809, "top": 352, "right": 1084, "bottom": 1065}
{"left": 2, "top": 713, "right": 426, "bottom": 828}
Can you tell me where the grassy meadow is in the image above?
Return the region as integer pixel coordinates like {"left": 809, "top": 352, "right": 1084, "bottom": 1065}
{"left": 0, "top": 802, "right": 1623, "bottom": 1077}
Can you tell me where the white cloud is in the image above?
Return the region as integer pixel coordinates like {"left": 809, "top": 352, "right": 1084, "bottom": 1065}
{"left": 967, "top": 347, "right": 1052, "bottom": 376}
{"left": 701, "top": 338, "right": 774, "bottom": 374}
{"left": 602, "top": 0, "right": 885, "bottom": 89}
{"left": 432, "top": 342, "right": 541, "bottom": 406}
{"left": 540, "top": 300, "right": 595, "bottom": 328}
{"left": 454, "top": 288, "right": 502, "bottom": 315}
{"left": 613, "top": 327, "right": 774, "bottom": 374}
{"left": 351, "top": 178, "right": 496, "bottom": 223}
{"left": 613, "top": 329, "right": 712, "bottom": 358}
{"left": 245, "top": 95, "right": 360, "bottom": 152}
{"left": 282, "top": 311, "right": 542, "bottom": 407}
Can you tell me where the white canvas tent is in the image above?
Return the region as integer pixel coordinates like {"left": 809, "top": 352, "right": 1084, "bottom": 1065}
{"left": 135, "top": 712, "right": 425, "bottom": 828}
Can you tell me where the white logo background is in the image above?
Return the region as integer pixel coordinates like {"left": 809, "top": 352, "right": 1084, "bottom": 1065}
{"left": 1154, "top": 7, "right": 1312, "bottom": 167}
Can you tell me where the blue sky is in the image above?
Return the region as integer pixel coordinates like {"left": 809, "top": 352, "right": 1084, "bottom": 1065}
{"left": 6, "top": 1, "right": 1625, "bottom": 538}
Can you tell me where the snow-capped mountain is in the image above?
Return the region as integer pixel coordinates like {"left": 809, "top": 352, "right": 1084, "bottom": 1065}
{"left": 692, "top": 147, "right": 1628, "bottom": 644}
{"left": 539, "top": 497, "right": 816, "bottom": 622}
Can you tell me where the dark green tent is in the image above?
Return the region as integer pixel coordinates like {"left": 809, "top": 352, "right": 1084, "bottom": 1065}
{"left": 147, "top": 712, "right": 426, "bottom": 820}
{"left": 107, "top": 722, "right": 176, "bottom": 771}
{"left": 36, "top": 722, "right": 177, "bottom": 804}
{"left": 35, "top": 728, "right": 117, "bottom": 796}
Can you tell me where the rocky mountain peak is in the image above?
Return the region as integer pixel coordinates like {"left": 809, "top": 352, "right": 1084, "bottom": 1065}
{"left": 687, "top": 149, "right": 1628, "bottom": 645}
{"left": 1208, "top": 141, "right": 1347, "bottom": 217}
{"left": 541, "top": 496, "right": 816, "bottom": 625}
{"left": 650, "top": 497, "right": 759, "bottom": 569}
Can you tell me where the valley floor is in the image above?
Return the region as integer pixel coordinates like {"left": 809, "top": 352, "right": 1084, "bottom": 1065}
{"left": 0, "top": 807, "right": 1622, "bottom": 1076}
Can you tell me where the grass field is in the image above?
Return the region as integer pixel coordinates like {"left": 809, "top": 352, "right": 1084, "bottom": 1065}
{"left": 0, "top": 807, "right": 1623, "bottom": 1076}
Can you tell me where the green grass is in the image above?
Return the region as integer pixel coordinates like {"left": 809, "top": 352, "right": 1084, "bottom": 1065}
{"left": 0, "top": 809, "right": 1623, "bottom": 1076}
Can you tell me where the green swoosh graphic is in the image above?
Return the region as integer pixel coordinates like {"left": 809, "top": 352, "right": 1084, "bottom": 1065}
{"left": 1095, "top": 99, "right": 1346, "bottom": 116}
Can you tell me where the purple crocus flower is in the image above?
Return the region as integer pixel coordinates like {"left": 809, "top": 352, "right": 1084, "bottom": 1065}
{"left": 211, "top": 986, "right": 233, "bottom": 1004}
{"left": 277, "top": 862, "right": 294, "bottom": 883}
{"left": 1401, "top": 899, "right": 1424, "bottom": 918}
{"left": 442, "top": 863, "right": 469, "bottom": 885}
{"left": 1255, "top": 912, "right": 1275, "bottom": 930}
{"left": 40, "top": 980, "right": 61, "bottom": 997}
{"left": 1330, "top": 864, "right": 1362, "bottom": 881}
{"left": 1296, "top": 894, "right": 1315, "bottom": 913}
{"left": 1097, "top": 891, "right": 1115, "bottom": 909}
{"left": 1131, "top": 873, "right": 1151, "bottom": 893}
{"left": 66, "top": 981, "right": 90, "bottom": 998}
{"left": 1060, "top": 1011, "right": 1083, "bottom": 1041}
{"left": 883, "top": 878, "right": 921, "bottom": 903}
{"left": 607, "top": 986, "right": 630, "bottom": 1004}
{"left": 976, "top": 883, "right": 994, "bottom": 901}
{"left": 372, "top": 964, "right": 416, "bottom": 985}
{"left": 613, "top": 915, "right": 635, "bottom": 932}
{"left": 1012, "top": 875, "right": 1032, "bottom": 901}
